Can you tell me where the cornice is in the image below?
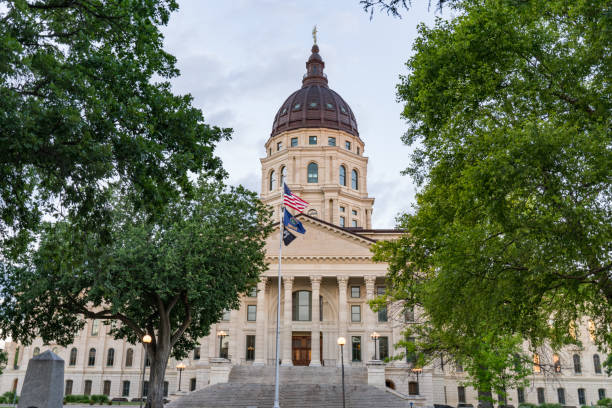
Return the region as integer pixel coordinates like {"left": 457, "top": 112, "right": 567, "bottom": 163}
{"left": 265, "top": 255, "right": 374, "bottom": 264}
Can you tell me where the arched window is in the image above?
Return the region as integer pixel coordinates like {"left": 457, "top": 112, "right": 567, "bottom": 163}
{"left": 339, "top": 165, "right": 346, "bottom": 186}
{"left": 281, "top": 166, "right": 287, "bottom": 186}
{"left": 33, "top": 347, "right": 40, "bottom": 356}
{"left": 125, "top": 348, "right": 133, "bottom": 367}
{"left": 269, "top": 170, "right": 277, "bottom": 191}
{"left": 65, "top": 379, "right": 73, "bottom": 395}
{"left": 69, "top": 348, "right": 77, "bottom": 366}
{"left": 106, "top": 348, "right": 115, "bottom": 366}
{"left": 88, "top": 348, "right": 96, "bottom": 366}
{"left": 292, "top": 290, "right": 312, "bottom": 321}
{"left": 307, "top": 209, "right": 318, "bottom": 217}
{"left": 307, "top": 163, "right": 318, "bottom": 183}
{"left": 351, "top": 169, "right": 358, "bottom": 190}
{"left": 553, "top": 353, "right": 561, "bottom": 373}
{"left": 593, "top": 354, "right": 602, "bottom": 374}
{"left": 573, "top": 354, "right": 581, "bottom": 374}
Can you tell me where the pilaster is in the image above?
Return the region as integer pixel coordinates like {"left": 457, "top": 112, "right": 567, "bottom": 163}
{"left": 310, "top": 276, "right": 322, "bottom": 366}
{"left": 281, "top": 276, "right": 294, "bottom": 366}
{"left": 337, "top": 276, "right": 349, "bottom": 366}
{"left": 254, "top": 277, "right": 268, "bottom": 365}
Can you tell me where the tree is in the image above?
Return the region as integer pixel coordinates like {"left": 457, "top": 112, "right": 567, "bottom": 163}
{"left": 370, "top": 0, "right": 612, "bottom": 393}
{"left": 0, "top": 0, "right": 228, "bottom": 259}
{"left": 0, "top": 180, "right": 272, "bottom": 407}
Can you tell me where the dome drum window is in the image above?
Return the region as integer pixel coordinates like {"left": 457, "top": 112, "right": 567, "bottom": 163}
{"left": 293, "top": 103, "right": 301, "bottom": 110}
{"left": 307, "top": 163, "right": 318, "bottom": 183}
{"left": 309, "top": 102, "right": 318, "bottom": 108}
{"left": 351, "top": 170, "right": 359, "bottom": 190}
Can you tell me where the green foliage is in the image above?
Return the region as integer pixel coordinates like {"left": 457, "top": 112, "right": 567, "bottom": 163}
{"left": 0, "top": 350, "right": 6, "bottom": 375}
{"left": 518, "top": 404, "right": 537, "bottom": 408}
{"left": 597, "top": 399, "right": 612, "bottom": 408}
{"left": 373, "top": 0, "right": 611, "bottom": 393}
{"left": 91, "top": 395, "right": 109, "bottom": 404}
{"left": 0, "top": 0, "right": 229, "bottom": 259}
{"left": 0, "top": 391, "right": 19, "bottom": 403}
{"left": 539, "top": 404, "right": 562, "bottom": 408}
{"left": 0, "top": 179, "right": 272, "bottom": 405}
{"left": 64, "top": 395, "right": 92, "bottom": 403}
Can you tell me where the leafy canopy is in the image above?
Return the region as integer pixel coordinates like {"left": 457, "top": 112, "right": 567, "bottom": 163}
{"left": 372, "top": 0, "right": 612, "bottom": 391}
{"left": 0, "top": 0, "right": 229, "bottom": 258}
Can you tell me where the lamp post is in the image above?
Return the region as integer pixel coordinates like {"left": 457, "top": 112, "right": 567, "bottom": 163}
{"left": 411, "top": 367, "right": 422, "bottom": 395}
{"left": 176, "top": 362, "right": 186, "bottom": 392}
{"left": 337, "top": 337, "right": 346, "bottom": 408}
{"left": 217, "top": 330, "right": 227, "bottom": 359}
{"left": 139, "top": 334, "right": 152, "bottom": 408}
{"left": 371, "top": 331, "right": 380, "bottom": 361}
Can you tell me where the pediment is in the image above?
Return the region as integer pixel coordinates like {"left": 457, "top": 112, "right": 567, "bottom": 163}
{"left": 264, "top": 215, "right": 375, "bottom": 260}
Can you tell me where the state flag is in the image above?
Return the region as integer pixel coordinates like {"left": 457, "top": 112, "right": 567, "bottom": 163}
{"left": 283, "top": 208, "right": 306, "bottom": 234}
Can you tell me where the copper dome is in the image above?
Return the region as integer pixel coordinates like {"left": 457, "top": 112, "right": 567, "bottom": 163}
{"left": 270, "top": 45, "right": 359, "bottom": 137}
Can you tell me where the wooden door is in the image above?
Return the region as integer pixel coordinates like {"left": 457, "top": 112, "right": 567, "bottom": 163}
{"left": 292, "top": 335, "right": 311, "bottom": 366}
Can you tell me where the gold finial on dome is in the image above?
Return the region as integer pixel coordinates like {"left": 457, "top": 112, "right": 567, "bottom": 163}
{"left": 312, "top": 25, "right": 318, "bottom": 44}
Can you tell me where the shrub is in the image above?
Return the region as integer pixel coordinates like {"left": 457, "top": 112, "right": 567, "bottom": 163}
{"left": 540, "top": 404, "right": 562, "bottom": 408}
{"left": 0, "top": 392, "right": 18, "bottom": 403}
{"left": 91, "top": 395, "right": 110, "bottom": 404}
{"left": 64, "top": 394, "right": 91, "bottom": 403}
{"left": 597, "top": 399, "right": 612, "bottom": 408}
{"left": 519, "top": 404, "right": 538, "bottom": 408}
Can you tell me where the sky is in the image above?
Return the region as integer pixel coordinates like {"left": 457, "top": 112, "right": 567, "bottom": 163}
{"left": 161, "top": 0, "right": 442, "bottom": 228}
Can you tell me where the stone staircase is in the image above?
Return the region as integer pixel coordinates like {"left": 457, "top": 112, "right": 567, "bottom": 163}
{"left": 228, "top": 365, "right": 368, "bottom": 385}
{"left": 168, "top": 365, "right": 410, "bottom": 408}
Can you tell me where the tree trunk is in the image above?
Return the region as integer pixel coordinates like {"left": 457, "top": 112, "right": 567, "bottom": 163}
{"left": 146, "top": 344, "right": 171, "bottom": 408}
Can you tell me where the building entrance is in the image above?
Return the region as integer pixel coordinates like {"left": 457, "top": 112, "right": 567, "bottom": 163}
{"left": 292, "top": 334, "right": 311, "bottom": 366}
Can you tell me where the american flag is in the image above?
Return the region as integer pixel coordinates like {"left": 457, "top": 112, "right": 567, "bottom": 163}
{"left": 283, "top": 183, "right": 308, "bottom": 212}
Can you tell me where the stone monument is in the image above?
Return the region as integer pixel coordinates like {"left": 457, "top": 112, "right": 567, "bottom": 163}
{"left": 18, "top": 350, "right": 64, "bottom": 408}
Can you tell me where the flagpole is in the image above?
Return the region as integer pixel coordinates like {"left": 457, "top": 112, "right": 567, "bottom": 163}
{"left": 273, "top": 188, "right": 284, "bottom": 408}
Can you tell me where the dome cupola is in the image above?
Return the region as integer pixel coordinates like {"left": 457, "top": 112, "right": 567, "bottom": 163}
{"left": 270, "top": 44, "right": 359, "bottom": 138}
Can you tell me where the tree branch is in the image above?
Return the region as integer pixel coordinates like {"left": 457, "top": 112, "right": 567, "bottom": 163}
{"left": 171, "top": 292, "right": 191, "bottom": 346}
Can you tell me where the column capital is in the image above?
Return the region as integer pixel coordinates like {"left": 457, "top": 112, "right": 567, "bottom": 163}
{"left": 310, "top": 275, "right": 322, "bottom": 287}
{"left": 283, "top": 276, "right": 294, "bottom": 285}
{"left": 336, "top": 275, "right": 349, "bottom": 287}
{"left": 364, "top": 275, "right": 376, "bottom": 294}
{"left": 257, "top": 277, "right": 268, "bottom": 290}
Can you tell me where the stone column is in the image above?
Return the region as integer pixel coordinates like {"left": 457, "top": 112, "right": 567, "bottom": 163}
{"left": 254, "top": 277, "right": 268, "bottom": 366}
{"left": 337, "top": 276, "right": 349, "bottom": 366}
{"left": 364, "top": 275, "right": 377, "bottom": 362}
{"left": 310, "top": 276, "right": 322, "bottom": 366}
{"left": 281, "top": 276, "right": 294, "bottom": 366}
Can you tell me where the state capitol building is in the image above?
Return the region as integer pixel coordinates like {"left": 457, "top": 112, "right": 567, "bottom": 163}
{"left": 1, "top": 42, "right": 610, "bottom": 407}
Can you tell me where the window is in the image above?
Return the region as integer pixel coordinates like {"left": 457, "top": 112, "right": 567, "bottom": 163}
{"left": 84, "top": 380, "right": 92, "bottom": 396}
{"left": 553, "top": 353, "right": 561, "bottom": 372}
{"left": 357, "top": 147, "right": 360, "bottom": 155}
{"left": 277, "top": 141, "right": 282, "bottom": 151}
{"left": 517, "top": 388, "right": 525, "bottom": 404}
{"left": 193, "top": 347, "right": 200, "bottom": 360}
{"left": 106, "top": 348, "right": 114, "bottom": 366}
{"left": 594, "top": 354, "right": 602, "bottom": 374}
{"left": 599, "top": 389, "right": 606, "bottom": 401}
{"left": 456, "top": 362, "right": 463, "bottom": 372}
{"left": 163, "top": 381, "right": 169, "bottom": 397}
{"left": 190, "top": 378, "right": 197, "bottom": 392}
{"left": 246, "top": 335, "right": 255, "bottom": 361}
{"left": 33, "top": 347, "right": 40, "bottom": 356}
{"left": 578, "top": 388, "right": 586, "bottom": 405}
{"left": 13, "top": 347, "right": 19, "bottom": 369}
{"left": 143, "top": 381, "right": 149, "bottom": 397}
{"left": 339, "top": 216, "right": 345, "bottom": 227}
{"left": 537, "top": 387, "right": 545, "bottom": 404}
{"left": 351, "top": 170, "right": 358, "bottom": 190}
{"left": 291, "top": 137, "right": 298, "bottom": 147}
{"left": 409, "top": 381, "right": 419, "bottom": 395}
{"left": 339, "top": 206, "right": 345, "bottom": 212}
{"left": 247, "top": 305, "right": 257, "bottom": 321}
{"left": 221, "top": 309, "right": 231, "bottom": 321}
{"left": 88, "top": 348, "right": 96, "bottom": 366}
{"left": 351, "top": 305, "right": 361, "bottom": 322}
{"left": 573, "top": 353, "right": 581, "bottom": 373}
{"left": 309, "top": 136, "right": 317, "bottom": 145}
{"left": 269, "top": 148, "right": 272, "bottom": 156}
{"left": 379, "top": 336, "right": 389, "bottom": 360}
{"left": 377, "top": 286, "right": 387, "bottom": 322}
{"left": 281, "top": 166, "right": 287, "bottom": 186}
{"left": 69, "top": 348, "right": 77, "bottom": 366}
{"left": 122, "top": 381, "right": 130, "bottom": 397}
{"left": 533, "top": 353, "right": 541, "bottom": 372}
{"left": 351, "top": 220, "right": 358, "bottom": 227}
{"left": 293, "top": 103, "right": 301, "bottom": 110}
{"left": 351, "top": 209, "right": 357, "bottom": 216}
{"left": 406, "top": 337, "right": 417, "bottom": 365}
{"left": 351, "top": 336, "right": 361, "bottom": 362}
{"left": 125, "top": 348, "right": 133, "bottom": 367}
{"left": 498, "top": 392, "right": 507, "bottom": 406}
{"left": 351, "top": 286, "right": 360, "bottom": 298}
{"left": 319, "top": 295, "right": 323, "bottom": 321}
{"left": 328, "top": 137, "right": 336, "bottom": 146}
{"left": 293, "top": 291, "right": 312, "bottom": 321}
{"left": 345, "top": 141, "right": 351, "bottom": 150}
{"left": 269, "top": 170, "right": 276, "bottom": 191}
{"left": 103, "top": 380, "right": 111, "bottom": 396}
{"left": 405, "top": 306, "right": 415, "bottom": 322}
{"left": 91, "top": 319, "right": 99, "bottom": 336}
{"left": 307, "top": 162, "right": 318, "bottom": 183}
{"left": 458, "top": 386, "right": 466, "bottom": 403}
{"left": 339, "top": 165, "right": 346, "bottom": 186}
{"left": 557, "top": 388, "right": 566, "bottom": 404}
{"left": 65, "top": 379, "right": 73, "bottom": 395}
{"left": 248, "top": 287, "right": 257, "bottom": 297}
